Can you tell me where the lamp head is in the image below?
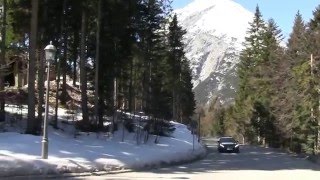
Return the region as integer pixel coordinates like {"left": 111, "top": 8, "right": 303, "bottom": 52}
{"left": 44, "top": 41, "right": 56, "bottom": 63}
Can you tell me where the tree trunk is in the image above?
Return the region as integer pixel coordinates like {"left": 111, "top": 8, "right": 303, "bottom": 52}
{"left": 54, "top": 60, "right": 60, "bottom": 129}
{"left": 0, "top": 0, "right": 7, "bottom": 123}
{"left": 36, "top": 49, "right": 44, "bottom": 131}
{"left": 129, "top": 56, "right": 133, "bottom": 112}
{"left": 72, "top": 29, "right": 79, "bottom": 87}
{"left": 26, "top": 0, "right": 39, "bottom": 135}
{"left": 37, "top": 0, "right": 47, "bottom": 128}
{"left": 172, "top": 89, "right": 176, "bottom": 121}
{"left": 80, "top": 4, "right": 89, "bottom": 125}
{"left": 112, "top": 77, "right": 117, "bottom": 133}
{"left": 60, "top": 0, "right": 68, "bottom": 105}
{"left": 95, "top": 0, "right": 102, "bottom": 128}
{"left": 148, "top": 61, "right": 151, "bottom": 114}
{"left": 128, "top": 1, "right": 133, "bottom": 113}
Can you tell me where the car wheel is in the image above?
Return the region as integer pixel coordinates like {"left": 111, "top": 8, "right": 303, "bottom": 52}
{"left": 235, "top": 149, "right": 240, "bottom": 153}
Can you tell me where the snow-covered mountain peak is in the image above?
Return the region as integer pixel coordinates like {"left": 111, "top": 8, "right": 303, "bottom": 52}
{"left": 174, "top": 0, "right": 253, "bottom": 105}
{"left": 175, "top": 0, "right": 252, "bottom": 41}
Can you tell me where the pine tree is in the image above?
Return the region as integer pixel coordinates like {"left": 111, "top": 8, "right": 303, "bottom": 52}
{"left": 304, "top": 5, "right": 320, "bottom": 154}
{"left": 7, "top": 0, "right": 30, "bottom": 44}
{"left": 260, "top": 19, "right": 284, "bottom": 146}
{"left": 167, "top": 14, "right": 187, "bottom": 121}
{"left": 134, "top": 0, "right": 169, "bottom": 116}
{"left": 235, "top": 5, "right": 266, "bottom": 143}
{"left": 309, "top": 5, "right": 320, "bottom": 56}
{"left": 285, "top": 11, "right": 310, "bottom": 152}
{"left": 235, "top": 7, "right": 285, "bottom": 146}
{"left": 291, "top": 60, "right": 317, "bottom": 154}
{"left": 287, "top": 11, "right": 309, "bottom": 66}
{"left": 179, "top": 59, "right": 196, "bottom": 123}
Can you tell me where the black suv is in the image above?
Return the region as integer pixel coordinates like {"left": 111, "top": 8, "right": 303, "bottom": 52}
{"left": 217, "top": 136, "right": 240, "bottom": 153}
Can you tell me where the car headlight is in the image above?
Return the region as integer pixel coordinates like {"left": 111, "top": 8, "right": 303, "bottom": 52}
{"left": 235, "top": 144, "right": 239, "bottom": 148}
{"left": 219, "top": 144, "right": 224, "bottom": 148}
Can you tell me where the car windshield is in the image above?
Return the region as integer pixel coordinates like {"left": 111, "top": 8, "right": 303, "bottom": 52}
{"left": 219, "top": 137, "right": 236, "bottom": 143}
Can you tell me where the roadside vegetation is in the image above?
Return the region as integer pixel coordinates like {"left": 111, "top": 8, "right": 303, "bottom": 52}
{"left": 0, "top": 0, "right": 196, "bottom": 140}
{"left": 201, "top": 6, "right": 320, "bottom": 156}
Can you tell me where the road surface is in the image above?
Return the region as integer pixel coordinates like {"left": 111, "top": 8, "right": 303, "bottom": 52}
{"left": 9, "top": 138, "right": 320, "bottom": 180}
{"left": 69, "top": 138, "right": 320, "bottom": 180}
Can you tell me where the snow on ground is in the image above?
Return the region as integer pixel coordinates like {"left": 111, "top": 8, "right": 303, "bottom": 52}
{"left": 0, "top": 110, "right": 206, "bottom": 177}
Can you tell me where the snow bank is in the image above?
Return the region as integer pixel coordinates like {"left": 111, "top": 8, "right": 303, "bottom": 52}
{"left": 0, "top": 121, "right": 206, "bottom": 177}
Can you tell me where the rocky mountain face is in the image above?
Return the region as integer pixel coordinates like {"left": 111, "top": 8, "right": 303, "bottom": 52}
{"left": 174, "top": 0, "right": 253, "bottom": 105}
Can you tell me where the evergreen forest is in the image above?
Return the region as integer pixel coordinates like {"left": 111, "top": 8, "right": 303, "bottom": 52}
{"left": 0, "top": 0, "right": 195, "bottom": 138}
{"left": 2, "top": 0, "right": 320, "bottom": 156}
{"left": 205, "top": 6, "right": 320, "bottom": 155}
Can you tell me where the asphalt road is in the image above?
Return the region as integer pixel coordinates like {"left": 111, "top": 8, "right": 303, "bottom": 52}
{"left": 8, "top": 138, "right": 320, "bottom": 180}
{"left": 68, "top": 138, "right": 320, "bottom": 180}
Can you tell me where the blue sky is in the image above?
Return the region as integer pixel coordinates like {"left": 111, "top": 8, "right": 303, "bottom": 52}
{"left": 172, "top": 0, "right": 320, "bottom": 38}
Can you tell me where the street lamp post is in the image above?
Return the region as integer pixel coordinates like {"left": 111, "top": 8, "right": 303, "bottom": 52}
{"left": 42, "top": 41, "right": 56, "bottom": 159}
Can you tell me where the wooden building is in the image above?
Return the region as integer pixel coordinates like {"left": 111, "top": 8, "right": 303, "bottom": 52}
{"left": 4, "top": 55, "right": 28, "bottom": 88}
